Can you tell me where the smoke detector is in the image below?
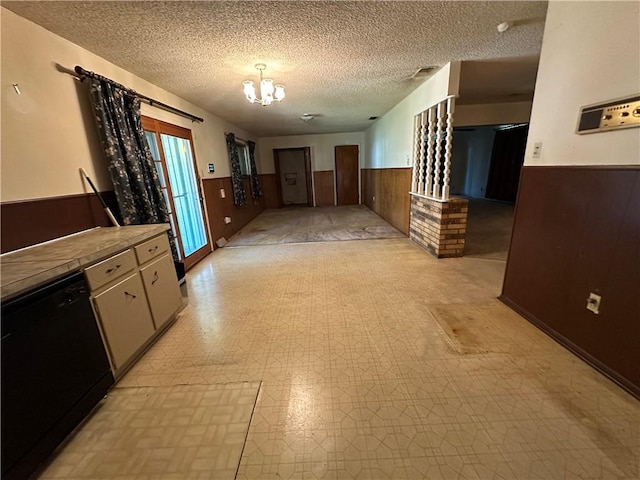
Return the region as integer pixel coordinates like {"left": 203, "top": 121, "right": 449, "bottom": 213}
{"left": 300, "top": 113, "right": 314, "bottom": 122}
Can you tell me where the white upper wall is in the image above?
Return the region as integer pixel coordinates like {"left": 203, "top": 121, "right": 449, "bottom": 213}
{"left": 525, "top": 0, "right": 640, "bottom": 166}
{"left": 1, "top": 8, "right": 255, "bottom": 202}
{"left": 258, "top": 132, "right": 365, "bottom": 173}
{"left": 363, "top": 62, "right": 460, "bottom": 169}
{"left": 455, "top": 101, "right": 532, "bottom": 127}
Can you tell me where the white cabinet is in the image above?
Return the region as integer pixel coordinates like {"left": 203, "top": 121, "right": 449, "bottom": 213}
{"left": 85, "top": 249, "right": 137, "bottom": 291}
{"left": 140, "top": 253, "right": 183, "bottom": 330}
{"left": 85, "top": 232, "right": 183, "bottom": 378}
{"left": 92, "top": 273, "right": 155, "bottom": 370}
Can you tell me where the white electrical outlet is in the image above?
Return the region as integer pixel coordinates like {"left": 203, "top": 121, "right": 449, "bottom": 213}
{"left": 372, "top": 195, "right": 376, "bottom": 202}
{"left": 220, "top": 188, "right": 226, "bottom": 198}
{"left": 224, "top": 216, "right": 232, "bottom": 224}
{"left": 586, "top": 292, "right": 602, "bottom": 314}
{"left": 532, "top": 142, "right": 542, "bottom": 158}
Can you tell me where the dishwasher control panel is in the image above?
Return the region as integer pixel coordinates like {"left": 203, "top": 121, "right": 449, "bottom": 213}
{"left": 577, "top": 94, "right": 640, "bottom": 134}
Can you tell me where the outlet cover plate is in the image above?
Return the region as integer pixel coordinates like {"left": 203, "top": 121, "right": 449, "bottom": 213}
{"left": 586, "top": 292, "right": 602, "bottom": 314}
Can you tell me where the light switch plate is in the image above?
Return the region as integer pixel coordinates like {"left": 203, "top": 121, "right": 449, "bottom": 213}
{"left": 208, "top": 163, "right": 215, "bottom": 173}
{"left": 532, "top": 142, "right": 542, "bottom": 158}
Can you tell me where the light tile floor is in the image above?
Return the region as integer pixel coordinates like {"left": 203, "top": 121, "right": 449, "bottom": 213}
{"left": 120, "top": 239, "right": 640, "bottom": 479}
{"left": 38, "top": 383, "right": 260, "bottom": 480}
{"left": 110, "top": 237, "right": 640, "bottom": 479}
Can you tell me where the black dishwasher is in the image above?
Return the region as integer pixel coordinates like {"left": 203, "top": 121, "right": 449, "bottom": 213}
{"left": 1, "top": 271, "right": 114, "bottom": 480}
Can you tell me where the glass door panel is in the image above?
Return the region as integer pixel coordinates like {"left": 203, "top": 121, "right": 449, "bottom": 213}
{"left": 160, "top": 134, "right": 208, "bottom": 257}
{"left": 144, "top": 131, "right": 182, "bottom": 260}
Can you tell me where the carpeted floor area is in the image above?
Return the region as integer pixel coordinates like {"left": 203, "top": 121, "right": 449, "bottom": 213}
{"left": 226, "top": 205, "right": 404, "bottom": 246}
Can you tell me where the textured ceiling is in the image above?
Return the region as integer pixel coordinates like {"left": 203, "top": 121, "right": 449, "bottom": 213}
{"left": 3, "top": 1, "right": 548, "bottom": 137}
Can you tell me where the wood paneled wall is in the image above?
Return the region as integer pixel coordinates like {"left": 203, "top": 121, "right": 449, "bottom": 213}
{"left": 361, "top": 168, "right": 412, "bottom": 235}
{"left": 1, "top": 174, "right": 278, "bottom": 254}
{"left": 313, "top": 171, "right": 335, "bottom": 206}
{"left": 202, "top": 176, "right": 270, "bottom": 246}
{"left": 260, "top": 174, "right": 280, "bottom": 209}
{"left": 502, "top": 166, "right": 640, "bottom": 398}
{"left": 1, "top": 192, "right": 119, "bottom": 253}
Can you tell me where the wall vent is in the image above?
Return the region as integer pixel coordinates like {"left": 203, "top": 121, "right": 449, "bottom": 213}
{"left": 411, "top": 66, "right": 438, "bottom": 78}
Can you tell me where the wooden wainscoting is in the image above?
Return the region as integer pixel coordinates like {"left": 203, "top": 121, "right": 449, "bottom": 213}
{"left": 361, "top": 168, "right": 412, "bottom": 235}
{"left": 313, "top": 171, "right": 335, "bottom": 206}
{"left": 1, "top": 191, "right": 119, "bottom": 253}
{"left": 202, "top": 177, "right": 267, "bottom": 247}
{"left": 502, "top": 165, "right": 640, "bottom": 398}
{"left": 260, "top": 174, "right": 280, "bottom": 209}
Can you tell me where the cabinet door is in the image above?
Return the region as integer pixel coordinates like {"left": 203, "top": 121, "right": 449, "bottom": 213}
{"left": 93, "top": 273, "right": 155, "bottom": 370}
{"left": 140, "top": 254, "right": 182, "bottom": 330}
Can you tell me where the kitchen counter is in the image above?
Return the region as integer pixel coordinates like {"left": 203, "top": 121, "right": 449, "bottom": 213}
{"left": 1, "top": 224, "right": 170, "bottom": 301}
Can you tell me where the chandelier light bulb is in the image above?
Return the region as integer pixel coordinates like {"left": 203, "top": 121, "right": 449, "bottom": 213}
{"left": 243, "top": 80, "right": 256, "bottom": 102}
{"left": 243, "top": 64, "right": 285, "bottom": 106}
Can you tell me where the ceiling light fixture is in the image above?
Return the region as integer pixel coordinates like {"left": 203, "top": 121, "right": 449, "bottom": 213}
{"left": 242, "top": 63, "right": 285, "bottom": 106}
{"left": 497, "top": 21, "right": 512, "bottom": 33}
{"left": 300, "top": 113, "right": 314, "bottom": 122}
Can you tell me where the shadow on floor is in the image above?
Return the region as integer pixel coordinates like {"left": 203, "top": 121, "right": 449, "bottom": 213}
{"left": 463, "top": 198, "right": 515, "bottom": 260}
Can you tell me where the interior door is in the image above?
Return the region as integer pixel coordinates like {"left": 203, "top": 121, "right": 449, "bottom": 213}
{"left": 335, "top": 145, "right": 359, "bottom": 205}
{"left": 142, "top": 117, "right": 211, "bottom": 270}
{"left": 273, "top": 147, "right": 313, "bottom": 207}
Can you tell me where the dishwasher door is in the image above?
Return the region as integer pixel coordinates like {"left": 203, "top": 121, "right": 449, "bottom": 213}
{"left": 1, "top": 271, "right": 114, "bottom": 480}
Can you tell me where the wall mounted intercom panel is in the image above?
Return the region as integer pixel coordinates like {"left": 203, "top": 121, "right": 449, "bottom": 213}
{"left": 577, "top": 94, "right": 640, "bottom": 134}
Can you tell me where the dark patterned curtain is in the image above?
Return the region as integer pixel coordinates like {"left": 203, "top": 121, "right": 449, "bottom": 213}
{"left": 87, "top": 77, "right": 178, "bottom": 260}
{"left": 247, "top": 141, "right": 262, "bottom": 199}
{"left": 225, "top": 132, "right": 247, "bottom": 206}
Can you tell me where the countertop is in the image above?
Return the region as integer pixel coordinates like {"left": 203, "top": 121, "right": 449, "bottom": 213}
{"left": 1, "top": 224, "right": 170, "bottom": 301}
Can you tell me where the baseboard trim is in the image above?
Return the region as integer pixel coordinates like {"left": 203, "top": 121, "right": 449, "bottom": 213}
{"left": 499, "top": 295, "right": 640, "bottom": 400}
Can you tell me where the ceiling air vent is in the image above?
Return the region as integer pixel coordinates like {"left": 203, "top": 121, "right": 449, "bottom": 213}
{"left": 411, "top": 66, "right": 437, "bottom": 78}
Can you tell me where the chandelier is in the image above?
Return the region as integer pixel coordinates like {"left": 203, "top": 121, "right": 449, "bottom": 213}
{"left": 242, "top": 64, "right": 285, "bottom": 106}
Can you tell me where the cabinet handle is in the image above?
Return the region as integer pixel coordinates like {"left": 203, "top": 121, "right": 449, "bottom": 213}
{"left": 105, "top": 264, "right": 122, "bottom": 274}
{"left": 152, "top": 271, "right": 159, "bottom": 285}
{"left": 124, "top": 291, "right": 137, "bottom": 299}
{"left": 148, "top": 246, "right": 158, "bottom": 254}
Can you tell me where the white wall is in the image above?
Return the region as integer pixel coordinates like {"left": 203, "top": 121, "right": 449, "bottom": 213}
{"left": 455, "top": 102, "right": 532, "bottom": 128}
{"left": 363, "top": 62, "right": 460, "bottom": 169}
{"left": 257, "top": 132, "right": 365, "bottom": 174}
{"left": 1, "top": 8, "right": 256, "bottom": 202}
{"left": 525, "top": 1, "right": 640, "bottom": 166}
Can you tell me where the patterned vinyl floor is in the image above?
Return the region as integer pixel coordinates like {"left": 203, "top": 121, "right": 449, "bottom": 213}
{"left": 38, "top": 208, "right": 639, "bottom": 479}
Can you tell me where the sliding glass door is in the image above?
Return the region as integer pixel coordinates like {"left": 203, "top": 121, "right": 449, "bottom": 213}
{"left": 142, "top": 117, "right": 211, "bottom": 270}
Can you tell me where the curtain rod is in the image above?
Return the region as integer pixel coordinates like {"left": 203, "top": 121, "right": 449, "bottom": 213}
{"left": 74, "top": 66, "right": 204, "bottom": 123}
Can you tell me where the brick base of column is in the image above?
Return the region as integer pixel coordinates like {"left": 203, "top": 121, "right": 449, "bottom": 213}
{"left": 409, "top": 195, "right": 468, "bottom": 258}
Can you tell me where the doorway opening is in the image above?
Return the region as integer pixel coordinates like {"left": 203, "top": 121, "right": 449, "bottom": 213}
{"left": 449, "top": 123, "right": 528, "bottom": 259}
{"left": 142, "top": 117, "right": 212, "bottom": 270}
{"left": 335, "top": 145, "right": 359, "bottom": 206}
{"left": 273, "top": 147, "right": 313, "bottom": 207}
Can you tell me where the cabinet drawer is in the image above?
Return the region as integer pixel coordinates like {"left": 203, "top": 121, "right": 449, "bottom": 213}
{"left": 135, "top": 234, "right": 170, "bottom": 265}
{"left": 140, "top": 254, "right": 182, "bottom": 330}
{"left": 85, "top": 249, "right": 136, "bottom": 291}
{"left": 92, "top": 273, "right": 155, "bottom": 370}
